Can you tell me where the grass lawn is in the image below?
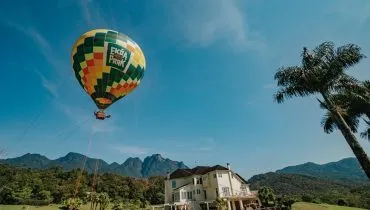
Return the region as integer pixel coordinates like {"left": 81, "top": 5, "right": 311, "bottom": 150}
{"left": 292, "top": 202, "right": 366, "bottom": 210}
{"left": 0, "top": 204, "right": 91, "bottom": 210}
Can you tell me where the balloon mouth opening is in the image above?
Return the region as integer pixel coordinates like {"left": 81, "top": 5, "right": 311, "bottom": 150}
{"left": 95, "top": 98, "right": 112, "bottom": 105}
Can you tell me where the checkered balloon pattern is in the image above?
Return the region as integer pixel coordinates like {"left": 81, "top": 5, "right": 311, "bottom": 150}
{"left": 71, "top": 29, "right": 146, "bottom": 110}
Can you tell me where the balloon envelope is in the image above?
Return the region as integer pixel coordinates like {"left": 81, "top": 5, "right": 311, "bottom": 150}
{"left": 71, "top": 29, "right": 146, "bottom": 110}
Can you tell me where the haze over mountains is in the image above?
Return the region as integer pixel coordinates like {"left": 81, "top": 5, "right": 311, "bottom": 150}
{"left": 0, "top": 152, "right": 188, "bottom": 178}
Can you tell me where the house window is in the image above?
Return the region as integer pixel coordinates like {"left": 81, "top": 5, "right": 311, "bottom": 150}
{"left": 222, "top": 187, "right": 230, "bottom": 196}
{"left": 172, "top": 193, "right": 174, "bottom": 202}
{"left": 218, "top": 173, "right": 222, "bottom": 178}
{"left": 197, "top": 189, "right": 201, "bottom": 194}
{"left": 172, "top": 180, "right": 176, "bottom": 188}
{"left": 181, "top": 192, "right": 187, "bottom": 199}
{"left": 196, "top": 177, "right": 203, "bottom": 184}
{"left": 213, "top": 173, "right": 217, "bottom": 178}
{"left": 175, "top": 192, "right": 180, "bottom": 201}
{"left": 216, "top": 188, "right": 219, "bottom": 197}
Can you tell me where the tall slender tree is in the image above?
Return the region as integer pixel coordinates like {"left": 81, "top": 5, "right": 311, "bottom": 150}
{"left": 273, "top": 41, "right": 370, "bottom": 179}
{"left": 321, "top": 80, "right": 370, "bottom": 141}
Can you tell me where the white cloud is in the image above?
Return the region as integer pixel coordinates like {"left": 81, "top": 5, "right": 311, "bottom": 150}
{"left": 91, "top": 121, "right": 115, "bottom": 134}
{"left": 35, "top": 70, "right": 58, "bottom": 98}
{"left": 4, "top": 20, "right": 121, "bottom": 136}
{"left": 112, "top": 145, "right": 149, "bottom": 155}
{"left": 194, "top": 137, "right": 215, "bottom": 152}
{"left": 169, "top": 0, "right": 265, "bottom": 51}
{"left": 57, "top": 102, "right": 117, "bottom": 135}
{"left": 4, "top": 22, "right": 65, "bottom": 74}
{"left": 198, "top": 147, "right": 212, "bottom": 152}
{"left": 79, "top": 0, "right": 107, "bottom": 27}
{"left": 3, "top": 21, "right": 70, "bottom": 99}
{"left": 200, "top": 137, "right": 215, "bottom": 145}
{"left": 329, "top": 0, "right": 370, "bottom": 30}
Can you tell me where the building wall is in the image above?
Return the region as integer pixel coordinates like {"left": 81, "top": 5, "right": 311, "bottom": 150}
{"left": 165, "top": 176, "right": 192, "bottom": 203}
{"left": 165, "top": 169, "right": 253, "bottom": 205}
{"left": 213, "top": 170, "right": 252, "bottom": 198}
{"left": 215, "top": 171, "right": 232, "bottom": 198}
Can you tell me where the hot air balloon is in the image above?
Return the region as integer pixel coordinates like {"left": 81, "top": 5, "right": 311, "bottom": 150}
{"left": 71, "top": 29, "right": 146, "bottom": 120}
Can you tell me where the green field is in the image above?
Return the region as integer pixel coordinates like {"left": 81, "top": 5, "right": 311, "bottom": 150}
{"left": 292, "top": 202, "right": 366, "bottom": 210}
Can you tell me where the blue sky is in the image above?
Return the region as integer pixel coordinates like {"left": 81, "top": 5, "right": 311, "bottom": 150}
{"left": 0, "top": 0, "right": 370, "bottom": 179}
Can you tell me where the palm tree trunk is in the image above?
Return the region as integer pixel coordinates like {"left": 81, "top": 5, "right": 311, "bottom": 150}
{"left": 321, "top": 92, "right": 370, "bottom": 179}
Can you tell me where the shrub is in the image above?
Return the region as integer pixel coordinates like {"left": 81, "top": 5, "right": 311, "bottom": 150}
{"left": 338, "top": 199, "right": 349, "bottom": 206}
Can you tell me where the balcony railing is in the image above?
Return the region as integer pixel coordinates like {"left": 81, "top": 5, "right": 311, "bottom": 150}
{"left": 219, "top": 190, "right": 257, "bottom": 198}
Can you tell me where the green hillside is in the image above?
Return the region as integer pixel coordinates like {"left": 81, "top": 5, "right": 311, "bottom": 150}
{"left": 276, "top": 158, "right": 368, "bottom": 182}
{"left": 248, "top": 172, "right": 370, "bottom": 209}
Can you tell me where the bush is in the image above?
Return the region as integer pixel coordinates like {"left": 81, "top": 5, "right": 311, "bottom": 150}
{"left": 338, "top": 199, "right": 348, "bottom": 206}
{"left": 301, "top": 195, "right": 313, "bottom": 202}
{"left": 63, "top": 197, "right": 83, "bottom": 210}
{"left": 312, "top": 198, "right": 321, "bottom": 204}
{"left": 0, "top": 186, "right": 17, "bottom": 204}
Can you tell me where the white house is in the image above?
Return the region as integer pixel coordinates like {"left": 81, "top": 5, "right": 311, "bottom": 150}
{"left": 164, "top": 163, "right": 260, "bottom": 210}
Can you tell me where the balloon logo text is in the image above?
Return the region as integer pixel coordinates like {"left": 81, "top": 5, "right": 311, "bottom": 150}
{"left": 107, "top": 43, "right": 132, "bottom": 72}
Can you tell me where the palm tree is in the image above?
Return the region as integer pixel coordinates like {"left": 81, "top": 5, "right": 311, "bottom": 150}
{"left": 273, "top": 41, "right": 370, "bottom": 179}
{"left": 321, "top": 80, "right": 370, "bottom": 140}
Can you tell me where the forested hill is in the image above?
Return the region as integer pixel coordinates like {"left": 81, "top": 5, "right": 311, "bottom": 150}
{"left": 248, "top": 172, "right": 370, "bottom": 208}
{"left": 0, "top": 152, "right": 188, "bottom": 178}
{"left": 248, "top": 158, "right": 370, "bottom": 209}
{"left": 276, "top": 157, "right": 368, "bottom": 182}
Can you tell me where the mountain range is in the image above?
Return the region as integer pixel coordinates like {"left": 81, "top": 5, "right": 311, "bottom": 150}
{"left": 2, "top": 152, "right": 369, "bottom": 208}
{"left": 0, "top": 152, "right": 188, "bottom": 178}
{"left": 275, "top": 157, "right": 368, "bottom": 182}
{"left": 1, "top": 152, "right": 368, "bottom": 183}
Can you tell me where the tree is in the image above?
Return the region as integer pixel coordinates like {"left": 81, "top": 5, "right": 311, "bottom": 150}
{"left": 0, "top": 186, "right": 16, "bottom": 204}
{"left": 214, "top": 198, "right": 228, "bottom": 210}
{"left": 273, "top": 41, "right": 370, "bottom": 179}
{"left": 87, "top": 192, "right": 99, "bottom": 210}
{"left": 258, "top": 186, "right": 276, "bottom": 207}
{"left": 144, "top": 176, "right": 165, "bottom": 205}
{"left": 36, "top": 190, "right": 52, "bottom": 201}
{"left": 321, "top": 80, "right": 370, "bottom": 140}
{"left": 14, "top": 187, "right": 33, "bottom": 201}
{"left": 98, "top": 192, "right": 110, "bottom": 210}
{"left": 63, "top": 197, "right": 83, "bottom": 210}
